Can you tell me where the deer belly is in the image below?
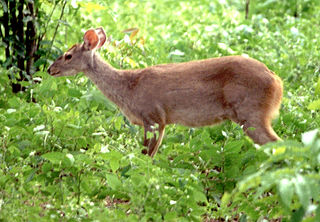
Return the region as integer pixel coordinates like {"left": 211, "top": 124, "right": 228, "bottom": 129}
{"left": 120, "top": 108, "right": 143, "bottom": 126}
{"left": 168, "top": 105, "right": 226, "bottom": 127}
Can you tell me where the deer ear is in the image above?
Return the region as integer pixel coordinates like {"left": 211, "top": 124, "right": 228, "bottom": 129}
{"left": 83, "top": 29, "right": 99, "bottom": 50}
{"left": 95, "top": 27, "right": 106, "bottom": 49}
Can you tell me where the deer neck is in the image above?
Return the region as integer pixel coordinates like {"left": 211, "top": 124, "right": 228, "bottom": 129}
{"left": 84, "top": 53, "right": 131, "bottom": 107}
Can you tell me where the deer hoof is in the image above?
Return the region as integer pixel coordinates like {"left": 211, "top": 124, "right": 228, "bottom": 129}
{"left": 143, "top": 139, "right": 150, "bottom": 147}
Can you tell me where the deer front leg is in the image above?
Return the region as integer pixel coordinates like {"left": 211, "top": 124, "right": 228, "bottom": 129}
{"left": 141, "top": 124, "right": 156, "bottom": 155}
{"left": 142, "top": 127, "right": 155, "bottom": 146}
{"left": 141, "top": 124, "right": 165, "bottom": 157}
{"left": 148, "top": 124, "right": 165, "bottom": 157}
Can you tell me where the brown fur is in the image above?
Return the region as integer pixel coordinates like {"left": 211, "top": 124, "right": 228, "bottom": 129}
{"left": 48, "top": 28, "right": 283, "bottom": 157}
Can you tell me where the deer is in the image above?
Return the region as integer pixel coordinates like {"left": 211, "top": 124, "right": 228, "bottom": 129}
{"left": 47, "top": 27, "right": 283, "bottom": 157}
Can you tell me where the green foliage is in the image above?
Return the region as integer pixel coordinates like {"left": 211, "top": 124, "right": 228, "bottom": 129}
{"left": 308, "top": 78, "right": 320, "bottom": 111}
{"left": 1, "top": 0, "right": 320, "bottom": 221}
{"left": 226, "top": 131, "right": 320, "bottom": 221}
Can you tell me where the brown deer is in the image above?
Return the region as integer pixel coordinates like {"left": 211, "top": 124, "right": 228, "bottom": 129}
{"left": 47, "top": 27, "right": 283, "bottom": 157}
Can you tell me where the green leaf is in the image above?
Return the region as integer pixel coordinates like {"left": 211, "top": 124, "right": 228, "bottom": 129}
{"left": 25, "top": 169, "right": 37, "bottom": 183}
{"left": 164, "top": 211, "right": 178, "bottom": 221}
{"left": 74, "top": 153, "right": 93, "bottom": 165}
{"left": 23, "top": 15, "right": 33, "bottom": 24}
{"left": 66, "top": 153, "right": 75, "bottom": 165}
{"left": 8, "top": 97, "right": 20, "bottom": 108}
{"left": 225, "top": 140, "right": 244, "bottom": 153}
{"left": 33, "top": 124, "right": 45, "bottom": 132}
{"left": 110, "top": 159, "right": 119, "bottom": 172}
{"left": 82, "top": 2, "right": 106, "bottom": 13}
{"left": 315, "top": 205, "right": 320, "bottom": 222}
{"left": 218, "top": 42, "right": 236, "bottom": 54}
{"left": 82, "top": 89, "right": 116, "bottom": 111}
{"left": 33, "top": 58, "right": 47, "bottom": 68}
{"left": 42, "top": 162, "right": 52, "bottom": 174}
{"left": 106, "top": 174, "right": 122, "bottom": 190}
{"left": 291, "top": 206, "right": 305, "bottom": 222}
{"left": 42, "top": 152, "right": 73, "bottom": 167}
{"left": 294, "top": 174, "right": 311, "bottom": 209}
{"left": 58, "top": 19, "right": 70, "bottom": 26}
{"left": 315, "top": 77, "right": 320, "bottom": 96}
{"left": 6, "top": 108, "right": 16, "bottom": 114}
{"left": 239, "top": 214, "right": 247, "bottom": 222}
{"left": 192, "top": 190, "right": 207, "bottom": 203}
{"left": 114, "top": 116, "right": 122, "bottom": 131}
{"left": 146, "top": 131, "right": 154, "bottom": 139}
{"left": 221, "top": 192, "right": 231, "bottom": 208}
{"left": 68, "top": 88, "right": 82, "bottom": 98}
{"left": 301, "top": 129, "right": 318, "bottom": 146}
{"left": 1, "top": 0, "right": 8, "bottom": 13}
{"left": 51, "top": 81, "right": 57, "bottom": 91}
{"left": 39, "top": 79, "right": 53, "bottom": 95}
{"left": 238, "top": 173, "right": 261, "bottom": 192}
{"left": 308, "top": 99, "right": 320, "bottom": 110}
{"left": 278, "top": 178, "right": 294, "bottom": 208}
{"left": 169, "top": 49, "right": 185, "bottom": 57}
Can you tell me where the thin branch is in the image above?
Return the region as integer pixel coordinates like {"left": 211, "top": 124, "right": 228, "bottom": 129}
{"left": 245, "top": 0, "right": 250, "bottom": 19}
{"left": 0, "top": 21, "right": 4, "bottom": 40}
{"left": 17, "top": 0, "right": 25, "bottom": 73}
{"left": 3, "top": 0, "right": 10, "bottom": 63}
{"left": 39, "top": 0, "right": 58, "bottom": 42}
{"left": 50, "top": 0, "right": 67, "bottom": 49}
{"left": 43, "top": 0, "right": 67, "bottom": 71}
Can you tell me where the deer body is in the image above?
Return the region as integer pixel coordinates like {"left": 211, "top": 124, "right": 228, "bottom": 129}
{"left": 48, "top": 28, "right": 283, "bottom": 157}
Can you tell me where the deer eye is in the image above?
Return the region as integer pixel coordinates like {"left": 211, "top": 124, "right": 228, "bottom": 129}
{"left": 65, "top": 54, "right": 72, "bottom": 60}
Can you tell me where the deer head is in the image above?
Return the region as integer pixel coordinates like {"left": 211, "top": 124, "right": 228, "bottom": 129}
{"left": 47, "top": 27, "right": 107, "bottom": 77}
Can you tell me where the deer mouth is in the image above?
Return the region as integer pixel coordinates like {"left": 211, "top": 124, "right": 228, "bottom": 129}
{"left": 50, "top": 71, "right": 60, "bottom": 76}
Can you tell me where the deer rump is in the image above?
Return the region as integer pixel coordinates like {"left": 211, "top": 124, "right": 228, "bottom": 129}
{"left": 47, "top": 27, "right": 283, "bottom": 157}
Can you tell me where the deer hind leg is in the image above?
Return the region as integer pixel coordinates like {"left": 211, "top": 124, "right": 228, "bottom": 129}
{"left": 233, "top": 106, "right": 280, "bottom": 145}
{"left": 243, "top": 119, "right": 280, "bottom": 145}
{"left": 224, "top": 74, "right": 282, "bottom": 145}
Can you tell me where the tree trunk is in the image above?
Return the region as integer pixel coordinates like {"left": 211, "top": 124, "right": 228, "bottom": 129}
{"left": 26, "top": 2, "right": 37, "bottom": 76}
{"left": 3, "top": 0, "right": 10, "bottom": 62}
{"left": 17, "top": 0, "right": 25, "bottom": 73}
{"left": 0, "top": 0, "right": 67, "bottom": 93}
{"left": 10, "top": 0, "right": 26, "bottom": 93}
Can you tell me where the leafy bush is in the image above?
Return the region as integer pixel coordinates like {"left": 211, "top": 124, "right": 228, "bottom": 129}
{"left": 223, "top": 132, "right": 320, "bottom": 221}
